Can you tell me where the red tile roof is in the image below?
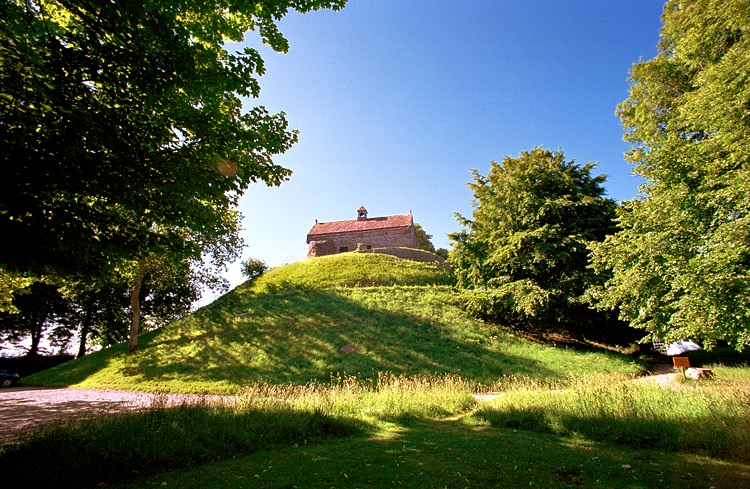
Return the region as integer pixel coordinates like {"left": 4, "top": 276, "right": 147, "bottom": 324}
{"left": 307, "top": 214, "right": 413, "bottom": 238}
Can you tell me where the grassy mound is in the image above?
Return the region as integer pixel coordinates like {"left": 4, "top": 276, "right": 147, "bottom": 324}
{"left": 24, "top": 254, "right": 644, "bottom": 393}
{"left": 253, "top": 252, "right": 454, "bottom": 289}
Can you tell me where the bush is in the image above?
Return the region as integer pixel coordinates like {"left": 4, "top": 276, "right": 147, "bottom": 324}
{"left": 241, "top": 257, "right": 268, "bottom": 280}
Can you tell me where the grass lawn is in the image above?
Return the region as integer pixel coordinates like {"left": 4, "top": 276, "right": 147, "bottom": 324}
{"left": 4, "top": 369, "right": 749, "bottom": 488}
{"left": 114, "top": 419, "right": 750, "bottom": 489}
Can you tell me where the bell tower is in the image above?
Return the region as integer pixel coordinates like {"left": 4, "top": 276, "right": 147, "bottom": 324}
{"left": 357, "top": 206, "right": 368, "bottom": 221}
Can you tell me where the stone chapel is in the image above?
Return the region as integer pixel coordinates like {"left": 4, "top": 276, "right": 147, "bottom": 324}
{"left": 306, "top": 206, "right": 417, "bottom": 257}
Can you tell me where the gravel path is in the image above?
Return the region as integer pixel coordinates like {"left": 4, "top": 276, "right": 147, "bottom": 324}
{"left": 0, "top": 386, "right": 230, "bottom": 445}
{"left": 633, "top": 362, "right": 680, "bottom": 387}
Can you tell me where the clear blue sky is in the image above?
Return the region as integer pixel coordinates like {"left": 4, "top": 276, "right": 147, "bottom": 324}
{"left": 223, "top": 0, "right": 665, "bottom": 288}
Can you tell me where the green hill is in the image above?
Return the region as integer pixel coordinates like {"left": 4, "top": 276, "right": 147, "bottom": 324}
{"left": 25, "top": 253, "right": 644, "bottom": 393}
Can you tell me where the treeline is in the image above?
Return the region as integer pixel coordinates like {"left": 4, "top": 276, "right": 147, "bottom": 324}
{"left": 449, "top": 0, "right": 749, "bottom": 351}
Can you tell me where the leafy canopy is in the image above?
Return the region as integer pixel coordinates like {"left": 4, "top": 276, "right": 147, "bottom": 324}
{"left": 450, "top": 148, "right": 618, "bottom": 332}
{"left": 0, "top": 0, "right": 346, "bottom": 278}
{"left": 0, "top": 281, "right": 68, "bottom": 356}
{"left": 589, "top": 0, "right": 750, "bottom": 350}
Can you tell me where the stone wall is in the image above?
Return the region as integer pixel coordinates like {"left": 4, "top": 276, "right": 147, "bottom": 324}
{"left": 361, "top": 247, "right": 450, "bottom": 269}
{"left": 307, "top": 240, "right": 336, "bottom": 257}
{"left": 309, "top": 227, "right": 416, "bottom": 256}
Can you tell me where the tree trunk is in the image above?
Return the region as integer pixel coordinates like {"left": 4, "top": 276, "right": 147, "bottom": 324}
{"left": 77, "top": 310, "right": 92, "bottom": 358}
{"left": 128, "top": 259, "right": 147, "bottom": 353}
{"left": 27, "top": 321, "right": 42, "bottom": 357}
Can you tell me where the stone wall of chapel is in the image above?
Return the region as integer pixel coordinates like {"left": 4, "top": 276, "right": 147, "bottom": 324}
{"left": 312, "top": 227, "right": 416, "bottom": 256}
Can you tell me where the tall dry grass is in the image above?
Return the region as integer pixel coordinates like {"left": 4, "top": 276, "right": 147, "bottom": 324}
{"left": 475, "top": 368, "right": 750, "bottom": 462}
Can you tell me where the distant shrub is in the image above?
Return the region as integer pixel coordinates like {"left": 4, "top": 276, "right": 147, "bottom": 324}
{"left": 241, "top": 258, "right": 268, "bottom": 280}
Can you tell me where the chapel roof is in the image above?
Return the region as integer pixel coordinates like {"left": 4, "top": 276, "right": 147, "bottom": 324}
{"left": 307, "top": 213, "right": 413, "bottom": 237}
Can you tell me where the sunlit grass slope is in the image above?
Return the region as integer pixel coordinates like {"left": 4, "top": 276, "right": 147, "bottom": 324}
{"left": 25, "top": 253, "right": 644, "bottom": 393}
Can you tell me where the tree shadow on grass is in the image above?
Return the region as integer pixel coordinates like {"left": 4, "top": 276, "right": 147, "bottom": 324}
{"left": 116, "top": 286, "right": 562, "bottom": 388}
{"left": 474, "top": 404, "right": 750, "bottom": 464}
{"left": 125, "top": 417, "right": 750, "bottom": 489}
{"left": 26, "top": 284, "right": 640, "bottom": 391}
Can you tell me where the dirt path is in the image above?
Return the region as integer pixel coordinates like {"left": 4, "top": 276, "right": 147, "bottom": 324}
{"left": 0, "top": 386, "right": 229, "bottom": 445}
{"left": 633, "top": 362, "right": 680, "bottom": 387}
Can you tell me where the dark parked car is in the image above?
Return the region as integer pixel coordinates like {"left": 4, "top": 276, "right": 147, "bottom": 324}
{"left": 0, "top": 370, "right": 20, "bottom": 387}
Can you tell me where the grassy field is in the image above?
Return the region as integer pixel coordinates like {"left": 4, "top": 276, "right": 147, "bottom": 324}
{"left": 3, "top": 370, "right": 749, "bottom": 488}
{"left": 8, "top": 253, "right": 750, "bottom": 488}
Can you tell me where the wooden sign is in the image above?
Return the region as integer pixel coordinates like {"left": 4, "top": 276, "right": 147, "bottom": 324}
{"left": 673, "top": 357, "right": 690, "bottom": 368}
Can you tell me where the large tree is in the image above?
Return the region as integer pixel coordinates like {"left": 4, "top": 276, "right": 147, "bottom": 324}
{"left": 589, "top": 0, "right": 750, "bottom": 350}
{"left": 1, "top": 0, "right": 346, "bottom": 349}
{"left": 450, "top": 148, "right": 618, "bottom": 333}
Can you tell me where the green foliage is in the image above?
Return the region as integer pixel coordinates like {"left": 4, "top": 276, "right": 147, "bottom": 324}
{"left": 0, "top": 0, "right": 346, "bottom": 278}
{"left": 590, "top": 0, "right": 750, "bottom": 350}
{"left": 0, "top": 0, "right": 347, "bottom": 352}
{"left": 240, "top": 257, "right": 269, "bottom": 280}
{"left": 0, "top": 269, "right": 32, "bottom": 313}
{"left": 64, "top": 260, "right": 200, "bottom": 356}
{"left": 458, "top": 280, "right": 550, "bottom": 326}
{"left": 450, "top": 148, "right": 618, "bottom": 333}
{"left": 0, "top": 281, "right": 69, "bottom": 356}
{"left": 22, "top": 254, "right": 643, "bottom": 392}
{"left": 413, "top": 222, "right": 437, "bottom": 253}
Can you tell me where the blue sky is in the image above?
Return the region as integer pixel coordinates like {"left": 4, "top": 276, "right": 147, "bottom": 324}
{"left": 224, "top": 0, "right": 665, "bottom": 288}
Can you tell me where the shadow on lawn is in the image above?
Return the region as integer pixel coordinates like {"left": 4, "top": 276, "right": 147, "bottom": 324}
{"left": 474, "top": 402, "right": 750, "bottom": 464}
{"left": 307, "top": 418, "right": 750, "bottom": 489}
{"left": 115, "top": 286, "right": 562, "bottom": 387}
{"left": 123, "top": 417, "right": 750, "bottom": 489}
